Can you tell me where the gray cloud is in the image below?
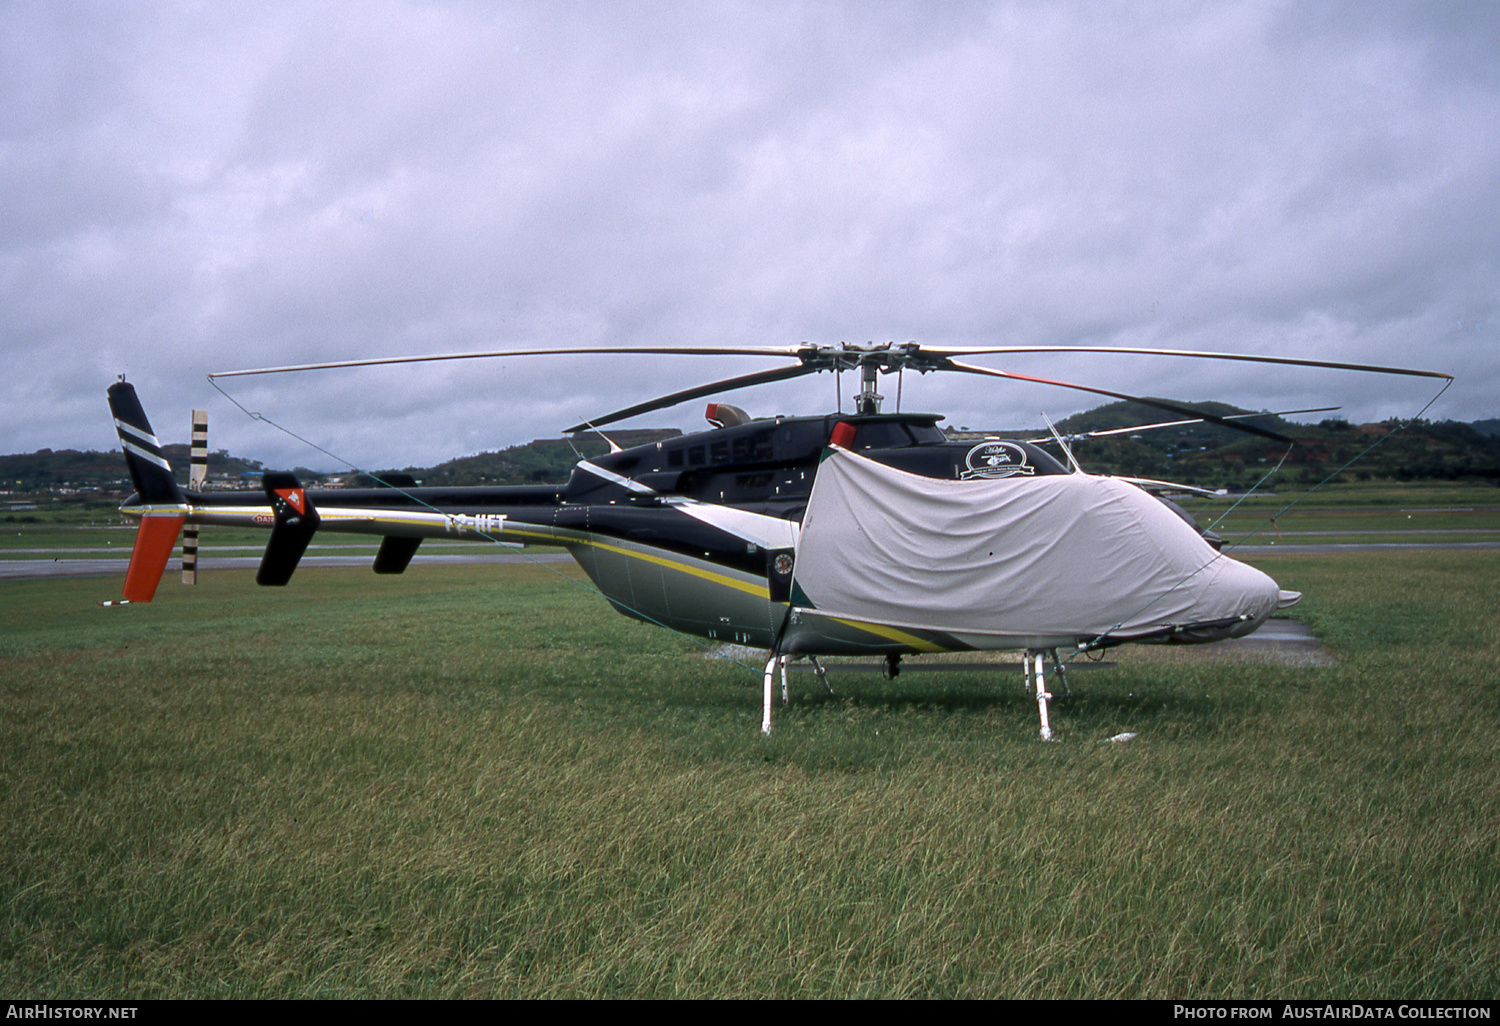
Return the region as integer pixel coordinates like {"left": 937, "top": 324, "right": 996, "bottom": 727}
{"left": 3, "top": 0, "right": 1493, "bottom": 471}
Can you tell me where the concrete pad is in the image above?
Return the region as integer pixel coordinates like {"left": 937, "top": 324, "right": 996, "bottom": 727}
{"left": 1210, "top": 617, "right": 1336, "bottom": 666}
{"left": 1107, "top": 617, "right": 1337, "bottom": 668}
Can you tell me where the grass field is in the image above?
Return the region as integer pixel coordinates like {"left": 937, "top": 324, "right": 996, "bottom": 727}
{"left": 2, "top": 547, "right": 1498, "bottom": 997}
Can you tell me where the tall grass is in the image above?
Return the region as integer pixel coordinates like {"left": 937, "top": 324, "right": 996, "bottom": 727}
{"left": 2, "top": 554, "right": 1497, "bottom": 998}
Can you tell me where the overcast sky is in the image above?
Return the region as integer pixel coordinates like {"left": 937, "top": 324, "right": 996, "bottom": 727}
{"left": 4, "top": 0, "right": 1495, "bottom": 472}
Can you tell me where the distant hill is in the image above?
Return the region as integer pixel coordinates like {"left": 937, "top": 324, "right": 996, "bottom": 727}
{"left": 0, "top": 431, "right": 684, "bottom": 496}
{"left": 4, "top": 445, "right": 307, "bottom": 498}
{"left": 1021, "top": 401, "right": 1500, "bottom": 488}
{"left": 0, "top": 448, "right": 131, "bottom": 492}
{"left": 370, "top": 429, "right": 682, "bottom": 486}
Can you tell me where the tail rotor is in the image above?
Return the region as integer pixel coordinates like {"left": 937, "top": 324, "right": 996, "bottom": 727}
{"left": 182, "top": 409, "right": 208, "bottom": 585}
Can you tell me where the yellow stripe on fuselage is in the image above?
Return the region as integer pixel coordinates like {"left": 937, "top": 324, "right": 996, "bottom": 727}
{"left": 825, "top": 617, "right": 949, "bottom": 652}
{"left": 568, "top": 534, "right": 771, "bottom": 600}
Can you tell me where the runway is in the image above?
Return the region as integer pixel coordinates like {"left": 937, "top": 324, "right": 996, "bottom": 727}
{"left": 1226, "top": 541, "right": 1500, "bottom": 555}
{"left": 0, "top": 548, "right": 576, "bottom": 581}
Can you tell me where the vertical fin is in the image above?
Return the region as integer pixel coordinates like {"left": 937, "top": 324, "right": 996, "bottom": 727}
{"left": 107, "top": 381, "right": 187, "bottom": 505}
{"left": 124, "top": 516, "right": 186, "bottom": 602}
{"left": 108, "top": 381, "right": 189, "bottom": 603}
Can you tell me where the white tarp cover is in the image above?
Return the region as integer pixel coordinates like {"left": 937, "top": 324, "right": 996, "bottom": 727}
{"left": 793, "top": 448, "right": 1281, "bottom": 640}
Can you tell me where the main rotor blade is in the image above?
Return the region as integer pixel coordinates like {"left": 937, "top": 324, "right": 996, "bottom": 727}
{"left": 210, "top": 345, "right": 806, "bottom": 379}
{"left": 945, "top": 360, "right": 1294, "bottom": 443}
{"left": 1023, "top": 406, "right": 1342, "bottom": 444}
{"left": 921, "top": 345, "right": 1452, "bottom": 381}
{"left": 212, "top": 342, "right": 1455, "bottom": 383}
{"left": 564, "top": 364, "right": 819, "bottom": 433}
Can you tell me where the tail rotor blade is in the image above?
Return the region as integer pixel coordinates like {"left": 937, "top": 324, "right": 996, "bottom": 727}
{"left": 183, "top": 409, "right": 207, "bottom": 585}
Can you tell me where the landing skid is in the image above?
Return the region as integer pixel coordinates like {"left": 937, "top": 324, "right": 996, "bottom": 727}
{"left": 1023, "top": 648, "right": 1071, "bottom": 742}
{"left": 761, "top": 648, "right": 1070, "bottom": 739}
{"left": 761, "top": 653, "right": 783, "bottom": 734}
{"left": 761, "top": 653, "right": 834, "bottom": 733}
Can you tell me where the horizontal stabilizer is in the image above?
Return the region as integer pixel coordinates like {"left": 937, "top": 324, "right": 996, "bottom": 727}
{"left": 257, "top": 472, "right": 320, "bottom": 586}
{"left": 374, "top": 536, "right": 421, "bottom": 574}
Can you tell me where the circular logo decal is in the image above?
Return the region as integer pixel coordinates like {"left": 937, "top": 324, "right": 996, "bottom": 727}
{"left": 962, "top": 442, "right": 1034, "bottom": 480}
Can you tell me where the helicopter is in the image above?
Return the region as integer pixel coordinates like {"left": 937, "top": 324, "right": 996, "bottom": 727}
{"left": 106, "top": 342, "right": 1452, "bottom": 738}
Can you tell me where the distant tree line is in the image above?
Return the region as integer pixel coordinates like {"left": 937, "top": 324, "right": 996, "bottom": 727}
{"left": 1043, "top": 402, "right": 1500, "bottom": 489}
{"left": 7, "top": 407, "right": 1498, "bottom": 498}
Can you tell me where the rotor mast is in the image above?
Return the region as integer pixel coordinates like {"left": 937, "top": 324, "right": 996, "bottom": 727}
{"left": 856, "top": 355, "right": 883, "bottom": 414}
{"left": 832, "top": 342, "right": 908, "bottom": 415}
